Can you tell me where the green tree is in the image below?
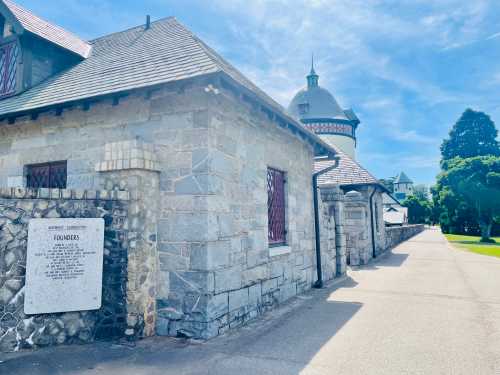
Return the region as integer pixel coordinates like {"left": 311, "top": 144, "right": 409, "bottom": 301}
{"left": 438, "top": 156, "right": 500, "bottom": 242}
{"left": 402, "top": 195, "right": 431, "bottom": 224}
{"left": 441, "top": 109, "right": 499, "bottom": 163}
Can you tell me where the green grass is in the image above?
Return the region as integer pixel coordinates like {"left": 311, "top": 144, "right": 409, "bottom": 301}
{"left": 445, "top": 234, "right": 500, "bottom": 258}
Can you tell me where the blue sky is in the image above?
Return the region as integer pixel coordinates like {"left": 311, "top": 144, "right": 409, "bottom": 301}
{"left": 18, "top": 0, "right": 500, "bottom": 185}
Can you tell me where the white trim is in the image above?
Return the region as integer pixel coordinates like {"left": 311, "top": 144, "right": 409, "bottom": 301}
{"left": 269, "top": 245, "right": 291, "bottom": 257}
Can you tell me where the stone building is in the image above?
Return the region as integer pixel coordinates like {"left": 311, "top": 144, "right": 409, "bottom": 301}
{"left": 288, "top": 66, "right": 387, "bottom": 265}
{"left": 0, "top": 1, "right": 424, "bottom": 352}
{"left": 0, "top": 1, "right": 340, "bottom": 348}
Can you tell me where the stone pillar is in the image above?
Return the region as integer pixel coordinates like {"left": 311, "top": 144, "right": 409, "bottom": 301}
{"left": 96, "top": 140, "right": 160, "bottom": 338}
{"left": 320, "top": 186, "right": 347, "bottom": 277}
{"left": 344, "top": 190, "right": 370, "bottom": 266}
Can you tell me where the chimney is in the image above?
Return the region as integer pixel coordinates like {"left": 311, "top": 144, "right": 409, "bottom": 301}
{"left": 145, "top": 15, "right": 151, "bottom": 30}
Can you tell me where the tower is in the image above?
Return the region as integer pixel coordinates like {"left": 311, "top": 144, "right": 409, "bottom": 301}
{"left": 288, "top": 59, "right": 360, "bottom": 159}
{"left": 393, "top": 171, "right": 413, "bottom": 201}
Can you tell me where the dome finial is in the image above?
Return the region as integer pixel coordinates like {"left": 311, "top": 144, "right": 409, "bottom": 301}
{"left": 307, "top": 54, "right": 319, "bottom": 88}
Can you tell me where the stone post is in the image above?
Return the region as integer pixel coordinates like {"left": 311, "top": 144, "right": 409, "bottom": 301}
{"left": 320, "top": 186, "right": 347, "bottom": 277}
{"left": 96, "top": 140, "right": 160, "bottom": 338}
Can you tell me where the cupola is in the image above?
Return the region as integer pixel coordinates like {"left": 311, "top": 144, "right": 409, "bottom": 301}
{"left": 288, "top": 59, "right": 360, "bottom": 159}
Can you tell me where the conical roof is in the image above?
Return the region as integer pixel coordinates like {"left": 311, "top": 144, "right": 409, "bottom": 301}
{"left": 394, "top": 171, "right": 413, "bottom": 184}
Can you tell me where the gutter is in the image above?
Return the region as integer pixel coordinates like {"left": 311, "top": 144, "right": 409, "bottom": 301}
{"left": 369, "top": 187, "right": 378, "bottom": 258}
{"left": 312, "top": 155, "right": 340, "bottom": 289}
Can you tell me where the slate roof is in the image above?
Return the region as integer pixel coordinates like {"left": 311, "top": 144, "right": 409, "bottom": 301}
{"left": 2, "top": 0, "right": 91, "bottom": 58}
{"left": 0, "top": 15, "right": 287, "bottom": 121}
{"left": 394, "top": 171, "right": 413, "bottom": 184}
{"left": 315, "top": 145, "right": 379, "bottom": 187}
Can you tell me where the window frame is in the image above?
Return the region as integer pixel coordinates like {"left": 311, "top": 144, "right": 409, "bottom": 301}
{"left": 0, "top": 39, "right": 20, "bottom": 98}
{"left": 267, "top": 167, "right": 288, "bottom": 247}
{"left": 25, "top": 160, "right": 68, "bottom": 189}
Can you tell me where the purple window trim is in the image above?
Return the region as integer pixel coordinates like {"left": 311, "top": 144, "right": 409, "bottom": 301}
{"left": 267, "top": 167, "right": 287, "bottom": 246}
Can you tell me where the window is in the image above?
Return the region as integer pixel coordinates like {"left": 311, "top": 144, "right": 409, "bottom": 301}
{"left": 298, "top": 103, "right": 309, "bottom": 115}
{"left": 26, "top": 161, "right": 67, "bottom": 189}
{"left": 267, "top": 167, "right": 286, "bottom": 246}
{"left": 0, "top": 41, "right": 19, "bottom": 97}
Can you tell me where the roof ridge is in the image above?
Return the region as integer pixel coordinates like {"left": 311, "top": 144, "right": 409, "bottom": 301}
{"left": 172, "top": 19, "right": 286, "bottom": 112}
{"left": 3, "top": 0, "right": 91, "bottom": 57}
{"left": 89, "top": 16, "right": 176, "bottom": 44}
{"left": 3, "top": 0, "right": 84, "bottom": 42}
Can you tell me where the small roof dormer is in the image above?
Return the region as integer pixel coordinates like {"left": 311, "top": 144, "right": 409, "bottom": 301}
{"left": 0, "top": 0, "right": 91, "bottom": 98}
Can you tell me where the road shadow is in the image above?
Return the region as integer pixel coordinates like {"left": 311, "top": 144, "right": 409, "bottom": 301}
{"left": 351, "top": 250, "right": 409, "bottom": 272}
{"left": 1, "top": 278, "right": 363, "bottom": 374}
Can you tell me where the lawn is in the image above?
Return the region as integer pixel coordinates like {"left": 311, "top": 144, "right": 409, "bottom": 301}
{"left": 445, "top": 234, "right": 500, "bottom": 258}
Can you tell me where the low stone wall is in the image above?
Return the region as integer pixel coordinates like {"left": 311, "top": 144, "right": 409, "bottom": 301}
{"left": 0, "top": 188, "right": 130, "bottom": 352}
{"left": 384, "top": 224, "right": 425, "bottom": 250}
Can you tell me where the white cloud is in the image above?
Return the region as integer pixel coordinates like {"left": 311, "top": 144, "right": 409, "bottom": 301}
{"left": 209, "top": 0, "right": 487, "bottom": 108}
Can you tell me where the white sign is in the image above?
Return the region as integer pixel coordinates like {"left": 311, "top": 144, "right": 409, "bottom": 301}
{"left": 24, "top": 218, "right": 105, "bottom": 314}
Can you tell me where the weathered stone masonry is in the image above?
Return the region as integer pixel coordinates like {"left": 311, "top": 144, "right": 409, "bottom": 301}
{"left": 0, "top": 188, "right": 130, "bottom": 352}
{"left": 0, "top": 79, "right": 341, "bottom": 342}
{"left": 153, "top": 85, "right": 333, "bottom": 338}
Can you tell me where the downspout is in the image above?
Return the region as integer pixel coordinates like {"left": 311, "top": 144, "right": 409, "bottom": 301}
{"left": 313, "top": 156, "right": 340, "bottom": 289}
{"left": 369, "top": 186, "right": 378, "bottom": 258}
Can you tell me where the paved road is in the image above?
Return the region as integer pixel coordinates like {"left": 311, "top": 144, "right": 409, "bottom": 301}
{"left": 2, "top": 228, "right": 500, "bottom": 374}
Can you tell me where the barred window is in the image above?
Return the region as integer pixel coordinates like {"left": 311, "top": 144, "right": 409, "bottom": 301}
{"left": 26, "top": 161, "right": 67, "bottom": 189}
{"left": 267, "top": 167, "right": 287, "bottom": 246}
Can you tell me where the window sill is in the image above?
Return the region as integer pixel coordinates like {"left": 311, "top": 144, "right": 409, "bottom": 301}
{"left": 269, "top": 245, "right": 291, "bottom": 257}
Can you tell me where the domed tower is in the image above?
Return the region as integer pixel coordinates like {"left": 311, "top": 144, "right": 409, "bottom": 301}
{"left": 288, "top": 60, "right": 360, "bottom": 159}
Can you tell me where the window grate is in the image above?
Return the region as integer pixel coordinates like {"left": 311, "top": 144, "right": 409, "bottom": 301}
{"left": 267, "top": 167, "right": 286, "bottom": 246}
{"left": 0, "top": 41, "right": 19, "bottom": 97}
{"left": 26, "top": 161, "right": 67, "bottom": 189}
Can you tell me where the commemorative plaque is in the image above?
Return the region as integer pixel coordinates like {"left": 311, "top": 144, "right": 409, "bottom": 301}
{"left": 24, "top": 218, "right": 105, "bottom": 314}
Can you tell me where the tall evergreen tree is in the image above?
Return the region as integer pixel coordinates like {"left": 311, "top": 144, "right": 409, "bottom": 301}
{"left": 441, "top": 109, "right": 499, "bottom": 163}
{"left": 438, "top": 156, "right": 500, "bottom": 242}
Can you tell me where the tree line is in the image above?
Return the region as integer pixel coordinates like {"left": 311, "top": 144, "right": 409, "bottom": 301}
{"left": 397, "top": 109, "right": 500, "bottom": 242}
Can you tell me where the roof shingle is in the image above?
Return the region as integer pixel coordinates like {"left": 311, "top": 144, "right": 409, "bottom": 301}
{"left": 0, "top": 16, "right": 285, "bottom": 120}
{"left": 315, "top": 145, "right": 379, "bottom": 187}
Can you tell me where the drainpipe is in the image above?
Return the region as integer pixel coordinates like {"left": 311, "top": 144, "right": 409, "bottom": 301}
{"left": 369, "top": 186, "right": 378, "bottom": 258}
{"left": 313, "top": 156, "right": 340, "bottom": 289}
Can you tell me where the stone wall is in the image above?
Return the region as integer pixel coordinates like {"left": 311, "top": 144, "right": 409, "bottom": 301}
{"left": 0, "top": 188, "right": 130, "bottom": 352}
{"left": 385, "top": 224, "right": 425, "bottom": 250}
{"left": 0, "top": 77, "right": 331, "bottom": 341}
{"left": 153, "top": 87, "right": 335, "bottom": 339}
{"left": 319, "top": 186, "right": 387, "bottom": 267}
